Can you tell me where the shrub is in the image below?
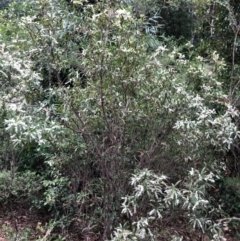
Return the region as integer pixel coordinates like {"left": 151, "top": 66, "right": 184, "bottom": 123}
{"left": 0, "top": 0, "right": 239, "bottom": 239}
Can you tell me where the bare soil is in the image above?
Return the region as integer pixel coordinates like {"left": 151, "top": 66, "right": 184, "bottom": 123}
{"left": 0, "top": 205, "right": 237, "bottom": 241}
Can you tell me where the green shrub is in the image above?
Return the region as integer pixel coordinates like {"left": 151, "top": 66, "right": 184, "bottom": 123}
{"left": 0, "top": 170, "right": 42, "bottom": 204}
{"left": 216, "top": 177, "right": 240, "bottom": 217}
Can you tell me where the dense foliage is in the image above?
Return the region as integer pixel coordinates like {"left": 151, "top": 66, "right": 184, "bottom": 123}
{"left": 0, "top": 0, "right": 240, "bottom": 240}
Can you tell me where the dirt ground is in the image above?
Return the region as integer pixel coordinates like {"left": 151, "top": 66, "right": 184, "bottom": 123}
{"left": 0, "top": 205, "right": 237, "bottom": 241}
{"left": 0, "top": 203, "right": 49, "bottom": 241}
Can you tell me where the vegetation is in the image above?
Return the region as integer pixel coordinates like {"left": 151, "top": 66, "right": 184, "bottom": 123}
{"left": 0, "top": 0, "right": 240, "bottom": 240}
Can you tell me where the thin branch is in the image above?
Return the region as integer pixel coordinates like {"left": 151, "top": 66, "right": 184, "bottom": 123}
{"left": 217, "top": 217, "right": 240, "bottom": 223}
{"left": 230, "top": 26, "right": 240, "bottom": 97}
{"left": 225, "top": 2, "right": 240, "bottom": 98}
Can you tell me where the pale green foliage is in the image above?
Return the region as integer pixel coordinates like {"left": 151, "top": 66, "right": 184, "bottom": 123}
{"left": 1, "top": 0, "right": 237, "bottom": 167}
{"left": 111, "top": 167, "right": 225, "bottom": 240}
